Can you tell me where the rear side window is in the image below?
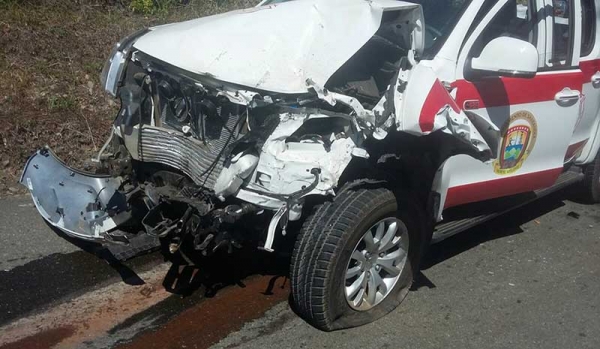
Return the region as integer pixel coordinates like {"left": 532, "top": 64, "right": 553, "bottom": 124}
{"left": 581, "top": 0, "right": 596, "bottom": 57}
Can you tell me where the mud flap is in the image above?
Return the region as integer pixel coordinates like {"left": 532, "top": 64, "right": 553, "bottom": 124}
{"left": 20, "top": 148, "right": 129, "bottom": 242}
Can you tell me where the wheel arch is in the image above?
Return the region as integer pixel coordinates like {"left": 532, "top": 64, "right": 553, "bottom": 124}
{"left": 336, "top": 129, "right": 488, "bottom": 224}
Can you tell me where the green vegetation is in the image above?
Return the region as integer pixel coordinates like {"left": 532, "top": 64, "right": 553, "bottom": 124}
{"left": 0, "top": 0, "right": 257, "bottom": 196}
{"left": 48, "top": 96, "right": 78, "bottom": 111}
{"left": 130, "top": 0, "right": 178, "bottom": 14}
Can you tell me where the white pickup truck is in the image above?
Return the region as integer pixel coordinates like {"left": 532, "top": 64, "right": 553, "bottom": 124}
{"left": 20, "top": 0, "right": 600, "bottom": 330}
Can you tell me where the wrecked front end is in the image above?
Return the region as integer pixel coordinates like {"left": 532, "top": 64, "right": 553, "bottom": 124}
{"left": 20, "top": 55, "right": 363, "bottom": 258}
{"left": 21, "top": 0, "right": 492, "bottom": 259}
{"left": 21, "top": 57, "right": 360, "bottom": 255}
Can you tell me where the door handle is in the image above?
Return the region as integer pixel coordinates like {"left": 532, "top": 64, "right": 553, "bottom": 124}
{"left": 555, "top": 88, "right": 581, "bottom": 107}
{"left": 592, "top": 72, "right": 600, "bottom": 88}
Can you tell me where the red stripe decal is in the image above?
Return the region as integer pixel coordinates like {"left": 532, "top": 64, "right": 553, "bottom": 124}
{"left": 564, "top": 139, "right": 589, "bottom": 162}
{"left": 444, "top": 168, "right": 563, "bottom": 209}
{"left": 451, "top": 59, "right": 600, "bottom": 109}
{"left": 580, "top": 59, "right": 600, "bottom": 80}
{"left": 452, "top": 73, "right": 582, "bottom": 109}
{"left": 420, "top": 79, "right": 460, "bottom": 132}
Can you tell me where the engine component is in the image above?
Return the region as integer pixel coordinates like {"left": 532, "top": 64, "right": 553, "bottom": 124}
{"left": 213, "top": 152, "right": 259, "bottom": 199}
{"left": 118, "top": 73, "right": 248, "bottom": 191}
{"left": 141, "top": 198, "right": 259, "bottom": 256}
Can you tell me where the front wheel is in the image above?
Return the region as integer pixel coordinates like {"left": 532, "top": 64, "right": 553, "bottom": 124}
{"left": 290, "top": 186, "right": 426, "bottom": 331}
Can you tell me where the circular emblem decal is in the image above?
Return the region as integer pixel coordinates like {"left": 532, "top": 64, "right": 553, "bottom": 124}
{"left": 493, "top": 111, "right": 538, "bottom": 175}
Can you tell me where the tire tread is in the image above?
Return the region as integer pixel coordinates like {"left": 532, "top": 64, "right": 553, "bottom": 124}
{"left": 290, "top": 187, "right": 396, "bottom": 330}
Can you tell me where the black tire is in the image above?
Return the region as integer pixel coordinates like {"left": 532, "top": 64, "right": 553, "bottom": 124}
{"left": 580, "top": 150, "right": 600, "bottom": 203}
{"left": 290, "top": 185, "right": 426, "bottom": 331}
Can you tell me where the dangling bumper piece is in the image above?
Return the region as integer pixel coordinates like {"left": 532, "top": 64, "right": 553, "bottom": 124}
{"left": 20, "top": 148, "right": 129, "bottom": 242}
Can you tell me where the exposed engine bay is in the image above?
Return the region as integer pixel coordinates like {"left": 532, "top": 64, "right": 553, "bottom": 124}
{"left": 20, "top": 0, "right": 494, "bottom": 260}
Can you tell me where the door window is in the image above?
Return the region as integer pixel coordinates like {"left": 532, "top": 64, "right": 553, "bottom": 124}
{"left": 581, "top": 0, "right": 596, "bottom": 57}
{"left": 469, "top": 0, "right": 541, "bottom": 65}
{"left": 549, "top": 0, "right": 573, "bottom": 66}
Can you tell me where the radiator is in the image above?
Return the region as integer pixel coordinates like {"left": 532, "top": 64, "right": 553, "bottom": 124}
{"left": 139, "top": 125, "right": 236, "bottom": 190}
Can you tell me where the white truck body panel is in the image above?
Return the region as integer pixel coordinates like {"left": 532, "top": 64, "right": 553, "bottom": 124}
{"left": 430, "top": 0, "right": 600, "bottom": 218}
{"left": 133, "top": 0, "right": 423, "bottom": 94}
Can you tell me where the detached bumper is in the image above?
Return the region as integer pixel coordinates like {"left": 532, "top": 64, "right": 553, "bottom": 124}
{"left": 20, "top": 148, "right": 128, "bottom": 242}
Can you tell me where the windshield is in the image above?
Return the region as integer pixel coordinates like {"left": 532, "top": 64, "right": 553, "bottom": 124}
{"left": 261, "top": 0, "right": 472, "bottom": 58}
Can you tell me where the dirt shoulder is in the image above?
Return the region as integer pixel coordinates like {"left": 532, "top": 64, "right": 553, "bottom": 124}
{"left": 0, "top": 0, "right": 256, "bottom": 197}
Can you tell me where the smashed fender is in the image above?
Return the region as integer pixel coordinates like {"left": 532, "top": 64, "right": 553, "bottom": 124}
{"left": 387, "top": 64, "right": 494, "bottom": 159}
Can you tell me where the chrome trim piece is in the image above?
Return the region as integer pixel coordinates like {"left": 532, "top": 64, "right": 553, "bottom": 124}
{"left": 100, "top": 28, "right": 150, "bottom": 97}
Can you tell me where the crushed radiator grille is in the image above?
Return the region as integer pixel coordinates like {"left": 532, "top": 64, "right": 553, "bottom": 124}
{"left": 139, "top": 125, "right": 238, "bottom": 190}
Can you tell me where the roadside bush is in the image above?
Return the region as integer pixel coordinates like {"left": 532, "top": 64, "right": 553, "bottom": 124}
{"left": 129, "top": 0, "right": 184, "bottom": 14}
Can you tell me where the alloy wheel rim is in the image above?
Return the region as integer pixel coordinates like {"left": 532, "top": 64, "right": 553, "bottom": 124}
{"left": 344, "top": 217, "right": 409, "bottom": 311}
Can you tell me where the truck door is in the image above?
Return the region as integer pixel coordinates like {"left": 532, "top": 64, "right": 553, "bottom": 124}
{"left": 438, "top": 0, "right": 584, "bottom": 209}
{"left": 570, "top": 0, "right": 600, "bottom": 163}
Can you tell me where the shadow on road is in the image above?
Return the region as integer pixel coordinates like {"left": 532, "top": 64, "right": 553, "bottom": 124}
{"left": 41, "top": 187, "right": 587, "bottom": 305}
{"left": 47, "top": 186, "right": 581, "bottom": 296}
{"left": 3, "top": 186, "right": 591, "bottom": 345}
{"left": 161, "top": 246, "right": 290, "bottom": 298}
{"left": 422, "top": 189, "right": 569, "bottom": 272}
{"left": 49, "top": 225, "right": 146, "bottom": 286}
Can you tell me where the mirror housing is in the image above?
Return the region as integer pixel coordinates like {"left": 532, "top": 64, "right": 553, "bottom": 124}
{"left": 467, "top": 37, "right": 538, "bottom": 81}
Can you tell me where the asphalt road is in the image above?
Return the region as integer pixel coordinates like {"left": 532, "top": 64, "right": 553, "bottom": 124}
{"left": 0, "top": 197, "right": 77, "bottom": 271}
{"left": 0, "top": 189, "right": 599, "bottom": 349}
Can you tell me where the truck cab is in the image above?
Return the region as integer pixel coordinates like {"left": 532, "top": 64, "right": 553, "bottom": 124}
{"left": 431, "top": 0, "right": 600, "bottom": 218}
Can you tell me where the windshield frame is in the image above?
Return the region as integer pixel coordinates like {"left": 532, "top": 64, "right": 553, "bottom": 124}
{"left": 417, "top": 0, "right": 473, "bottom": 59}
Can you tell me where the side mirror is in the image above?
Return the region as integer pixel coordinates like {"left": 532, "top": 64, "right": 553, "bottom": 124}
{"left": 467, "top": 37, "right": 538, "bottom": 80}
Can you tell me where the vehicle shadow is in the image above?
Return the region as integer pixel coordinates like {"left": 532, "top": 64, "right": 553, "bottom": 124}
{"left": 160, "top": 245, "right": 291, "bottom": 298}
{"left": 47, "top": 218, "right": 293, "bottom": 298}
{"left": 47, "top": 223, "right": 148, "bottom": 286}
{"left": 420, "top": 189, "right": 570, "bottom": 272}
{"left": 46, "top": 187, "right": 583, "bottom": 302}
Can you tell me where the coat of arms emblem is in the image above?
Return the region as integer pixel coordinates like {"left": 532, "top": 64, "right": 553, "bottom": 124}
{"left": 493, "top": 111, "right": 538, "bottom": 175}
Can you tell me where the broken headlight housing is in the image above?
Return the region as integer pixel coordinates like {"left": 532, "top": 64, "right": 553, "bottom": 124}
{"left": 100, "top": 28, "right": 149, "bottom": 97}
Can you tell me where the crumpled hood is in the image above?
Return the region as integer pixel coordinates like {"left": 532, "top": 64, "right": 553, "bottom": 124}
{"left": 133, "top": 0, "right": 422, "bottom": 94}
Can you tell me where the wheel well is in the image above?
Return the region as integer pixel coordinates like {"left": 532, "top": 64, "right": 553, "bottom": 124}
{"left": 339, "top": 132, "right": 436, "bottom": 208}
{"left": 338, "top": 129, "right": 486, "bottom": 221}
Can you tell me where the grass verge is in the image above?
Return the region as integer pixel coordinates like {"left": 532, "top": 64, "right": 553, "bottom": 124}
{"left": 0, "top": 0, "right": 256, "bottom": 197}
